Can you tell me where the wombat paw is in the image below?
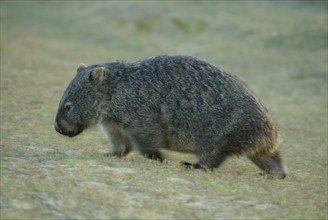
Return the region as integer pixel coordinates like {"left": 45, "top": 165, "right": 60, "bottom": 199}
{"left": 180, "top": 161, "right": 193, "bottom": 168}
{"left": 180, "top": 161, "right": 205, "bottom": 170}
{"left": 144, "top": 153, "right": 164, "bottom": 162}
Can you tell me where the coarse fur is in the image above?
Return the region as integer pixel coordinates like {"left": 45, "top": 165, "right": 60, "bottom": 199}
{"left": 55, "top": 55, "right": 287, "bottom": 178}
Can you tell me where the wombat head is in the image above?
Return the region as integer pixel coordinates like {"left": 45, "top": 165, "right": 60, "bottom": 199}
{"left": 55, "top": 63, "right": 108, "bottom": 137}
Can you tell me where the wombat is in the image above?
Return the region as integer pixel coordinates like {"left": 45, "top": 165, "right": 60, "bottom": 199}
{"left": 55, "top": 55, "right": 287, "bottom": 178}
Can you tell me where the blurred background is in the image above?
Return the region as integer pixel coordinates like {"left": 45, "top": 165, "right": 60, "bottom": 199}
{"left": 1, "top": 1, "right": 327, "bottom": 219}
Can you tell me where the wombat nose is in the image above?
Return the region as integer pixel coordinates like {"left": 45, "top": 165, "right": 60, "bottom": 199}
{"left": 54, "top": 122, "right": 63, "bottom": 134}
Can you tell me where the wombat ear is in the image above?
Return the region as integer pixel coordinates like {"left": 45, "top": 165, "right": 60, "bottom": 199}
{"left": 90, "top": 67, "right": 105, "bottom": 82}
{"left": 77, "top": 63, "right": 87, "bottom": 71}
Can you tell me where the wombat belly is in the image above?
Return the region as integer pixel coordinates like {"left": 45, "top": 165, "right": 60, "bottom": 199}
{"left": 163, "top": 139, "right": 198, "bottom": 154}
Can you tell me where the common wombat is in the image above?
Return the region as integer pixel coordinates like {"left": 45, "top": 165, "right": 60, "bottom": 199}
{"left": 55, "top": 55, "right": 286, "bottom": 178}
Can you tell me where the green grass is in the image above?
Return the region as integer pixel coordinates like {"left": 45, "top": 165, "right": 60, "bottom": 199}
{"left": 1, "top": 1, "right": 327, "bottom": 219}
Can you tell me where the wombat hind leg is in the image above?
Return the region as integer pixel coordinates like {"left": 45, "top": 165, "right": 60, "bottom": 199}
{"left": 248, "top": 151, "right": 287, "bottom": 179}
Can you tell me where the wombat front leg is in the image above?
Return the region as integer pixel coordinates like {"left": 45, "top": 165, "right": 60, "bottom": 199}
{"left": 101, "top": 122, "right": 133, "bottom": 158}
{"left": 133, "top": 133, "right": 164, "bottom": 162}
{"left": 180, "top": 161, "right": 205, "bottom": 170}
{"left": 180, "top": 151, "right": 229, "bottom": 171}
{"left": 105, "top": 142, "right": 131, "bottom": 158}
{"left": 141, "top": 150, "right": 164, "bottom": 162}
{"left": 248, "top": 151, "right": 287, "bottom": 179}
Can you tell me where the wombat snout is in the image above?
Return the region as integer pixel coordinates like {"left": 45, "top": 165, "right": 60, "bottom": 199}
{"left": 54, "top": 122, "right": 63, "bottom": 134}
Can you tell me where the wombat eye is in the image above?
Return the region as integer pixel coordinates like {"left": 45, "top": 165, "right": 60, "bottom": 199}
{"left": 64, "top": 105, "right": 73, "bottom": 113}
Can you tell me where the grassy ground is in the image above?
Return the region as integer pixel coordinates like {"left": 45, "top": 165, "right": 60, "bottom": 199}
{"left": 1, "top": 1, "right": 327, "bottom": 219}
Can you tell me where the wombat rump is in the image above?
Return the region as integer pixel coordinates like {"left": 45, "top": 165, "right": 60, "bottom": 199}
{"left": 55, "top": 55, "right": 287, "bottom": 178}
